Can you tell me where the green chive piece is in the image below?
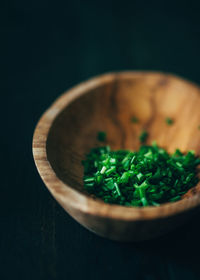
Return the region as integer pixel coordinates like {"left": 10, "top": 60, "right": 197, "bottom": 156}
{"left": 105, "top": 166, "right": 116, "bottom": 176}
{"left": 141, "top": 197, "right": 149, "bottom": 206}
{"left": 136, "top": 172, "right": 144, "bottom": 181}
{"left": 97, "top": 131, "right": 107, "bottom": 142}
{"left": 84, "top": 177, "right": 95, "bottom": 183}
{"left": 151, "top": 201, "right": 160, "bottom": 206}
{"left": 169, "top": 195, "right": 181, "bottom": 202}
{"left": 114, "top": 182, "right": 121, "bottom": 196}
{"left": 106, "top": 179, "right": 115, "bottom": 190}
{"left": 165, "top": 117, "right": 174, "bottom": 125}
{"left": 139, "top": 130, "right": 148, "bottom": 143}
{"left": 120, "top": 172, "right": 130, "bottom": 183}
{"left": 100, "top": 166, "right": 107, "bottom": 174}
{"left": 131, "top": 116, "right": 139, "bottom": 123}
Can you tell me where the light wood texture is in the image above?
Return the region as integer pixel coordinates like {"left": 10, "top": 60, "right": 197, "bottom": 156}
{"left": 33, "top": 71, "right": 200, "bottom": 241}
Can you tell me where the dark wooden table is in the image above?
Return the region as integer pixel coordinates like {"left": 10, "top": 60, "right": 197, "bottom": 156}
{"left": 1, "top": 1, "right": 200, "bottom": 279}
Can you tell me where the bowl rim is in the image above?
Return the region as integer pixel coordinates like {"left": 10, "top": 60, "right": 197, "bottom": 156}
{"left": 32, "top": 71, "right": 200, "bottom": 221}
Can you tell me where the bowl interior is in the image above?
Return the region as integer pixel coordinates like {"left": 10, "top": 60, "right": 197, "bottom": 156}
{"left": 46, "top": 73, "right": 200, "bottom": 196}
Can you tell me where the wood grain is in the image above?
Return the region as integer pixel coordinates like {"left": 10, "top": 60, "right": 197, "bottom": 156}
{"left": 33, "top": 71, "right": 200, "bottom": 241}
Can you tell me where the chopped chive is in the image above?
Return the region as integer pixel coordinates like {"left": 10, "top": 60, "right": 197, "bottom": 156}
{"left": 139, "top": 130, "right": 148, "bottom": 143}
{"left": 120, "top": 172, "right": 130, "bottom": 183}
{"left": 165, "top": 117, "right": 174, "bottom": 125}
{"left": 139, "top": 181, "right": 148, "bottom": 189}
{"left": 176, "top": 162, "right": 182, "bottom": 168}
{"left": 110, "top": 158, "right": 117, "bottom": 164}
{"left": 82, "top": 143, "right": 200, "bottom": 207}
{"left": 141, "top": 197, "right": 149, "bottom": 206}
{"left": 100, "top": 166, "right": 107, "bottom": 174}
{"left": 85, "top": 183, "right": 95, "bottom": 188}
{"left": 131, "top": 116, "right": 139, "bottom": 123}
{"left": 96, "top": 175, "right": 103, "bottom": 184}
{"left": 114, "top": 182, "right": 121, "bottom": 196}
{"left": 105, "top": 166, "right": 116, "bottom": 176}
{"left": 198, "top": 125, "right": 200, "bottom": 130}
{"left": 169, "top": 195, "right": 181, "bottom": 202}
{"left": 151, "top": 201, "right": 160, "bottom": 206}
{"left": 84, "top": 177, "right": 95, "bottom": 183}
{"left": 106, "top": 179, "right": 115, "bottom": 190}
{"left": 136, "top": 172, "right": 143, "bottom": 181}
{"left": 97, "top": 131, "right": 107, "bottom": 142}
{"left": 130, "top": 155, "right": 136, "bottom": 164}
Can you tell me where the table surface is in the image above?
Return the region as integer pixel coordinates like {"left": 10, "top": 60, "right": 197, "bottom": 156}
{"left": 1, "top": 1, "right": 200, "bottom": 279}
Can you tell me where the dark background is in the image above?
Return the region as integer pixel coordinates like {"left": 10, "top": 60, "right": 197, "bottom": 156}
{"left": 1, "top": 1, "right": 200, "bottom": 279}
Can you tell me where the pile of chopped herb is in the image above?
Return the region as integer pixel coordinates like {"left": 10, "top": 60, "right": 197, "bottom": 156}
{"left": 82, "top": 143, "right": 200, "bottom": 207}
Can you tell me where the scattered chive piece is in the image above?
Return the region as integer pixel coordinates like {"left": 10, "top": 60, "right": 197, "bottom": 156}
{"left": 139, "top": 130, "right": 148, "bottom": 143}
{"left": 114, "top": 182, "right": 121, "bottom": 196}
{"left": 165, "top": 117, "right": 174, "bottom": 125}
{"left": 131, "top": 116, "right": 139, "bottom": 123}
{"left": 97, "top": 131, "right": 107, "bottom": 142}
{"left": 82, "top": 144, "right": 200, "bottom": 207}
{"left": 198, "top": 125, "right": 200, "bottom": 130}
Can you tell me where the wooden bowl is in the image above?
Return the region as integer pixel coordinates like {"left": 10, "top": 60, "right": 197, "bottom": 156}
{"left": 33, "top": 71, "right": 200, "bottom": 241}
